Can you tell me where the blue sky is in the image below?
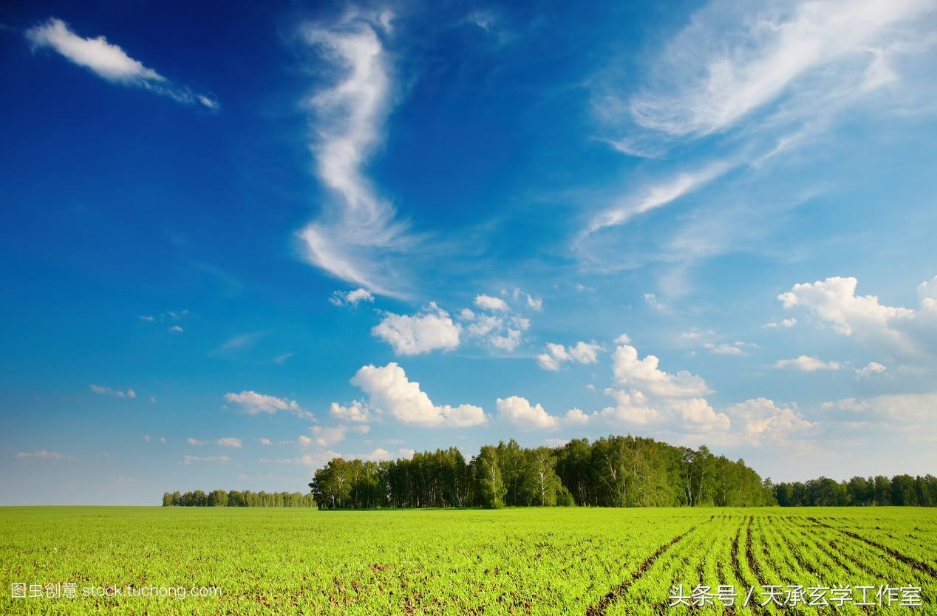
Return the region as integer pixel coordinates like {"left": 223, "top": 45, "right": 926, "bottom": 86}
{"left": 1, "top": 0, "right": 936, "bottom": 505}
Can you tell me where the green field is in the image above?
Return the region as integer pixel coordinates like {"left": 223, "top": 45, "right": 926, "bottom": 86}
{"left": 1, "top": 507, "right": 935, "bottom": 615}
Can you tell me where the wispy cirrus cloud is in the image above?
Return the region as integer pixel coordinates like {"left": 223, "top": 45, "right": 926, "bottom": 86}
{"left": 25, "top": 18, "right": 217, "bottom": 109}
{"left": 297, "top": 10, "right": 412, "bottom": 296}
{"left": 623, "top": 0, "right": 935, "bottom": 139}
{"left": 580, "top": 0, "right": 937, "bottom": 277}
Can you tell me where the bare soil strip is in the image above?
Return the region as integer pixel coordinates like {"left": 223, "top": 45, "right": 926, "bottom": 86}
{"left": 584, "top": 526, "right": 698, "bottom": 616}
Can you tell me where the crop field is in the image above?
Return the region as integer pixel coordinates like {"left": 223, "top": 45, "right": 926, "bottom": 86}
{"left": 1, "top": 507, "right": 935, "bottom": 615}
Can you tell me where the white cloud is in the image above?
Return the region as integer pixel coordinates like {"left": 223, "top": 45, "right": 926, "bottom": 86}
{"left": 856, "top": 362, "right": 887, "bottom": 378}
{"left": 624, "top": 0, "right": 934, "bottom": 138}
{"left": 727, "top": 398, "right": 814, "bottom": 445}
{"left": 779, "top": 276, "right": 913, "bottom": 336}
{"left": 25, "top": 18, "right": 217, "bottom": 108}
{"left": 169, "top": 325, "right": 183, "bottom": 333}
{"left": 775, "top": 355, "right": 842, "bottom": 372}
{"left": 224, "top": 391, "right": 315, "bottom": 421}
{"left": 186, "top": 438, "right": 207, "bottom": 446}
{"left": 704, "top": 341, "right": 754, "bottom": 356}
{"left": 329, "top": 288, "right": 375, "bottom": 306}
{"left": 526, "top": 295, "right": 543, "bottom": 311}
{"left": 587, "top": 160, "right": 733, "bottom": 233}
{"left": 15, "top": 450, "right": 68, "bottom": 460}
{"left": 565, "top": 408, "right": 590, "bottom": 425}
{"left": 308, "top": 426, "right": 347, "bottom": 447}
{"left": 139, "top": 315, "right": 155, "bottom": 322}
{"left": 350, "top": 362, "right": 486, "bottom": 427}
{"left": 372, "top": 303, "right": 461, "bottom": 355}
{"left": 613, "top": 333, "right": 631, "bottom": 344}
{"left": 496, "top": 396, "right": 559, "bottom": 430}
{"left": 611, "top": 344, "right": 711, "bottom": 398}
{"left": 462, "top": 310, "right": 530, "bottom": 353}
{"left": 779, "top": 276, "right": 937, "bottom": 356}
{"left": 89, "top": 384, "right": 134, "bottom": 398}
{"left": 329, "top": 400, "right": 370, "bottom": 423}
{"left": 142, "top": 435, "right": 150, "bottom": 443}
{"left": 670, "top": 398, "right": 730, "bottom": 432}
{"left": 215, "top": 332, "right": 264, "bottom": 354}
{"left": 182, "top": 455, "right": 231, "bottom": 465}
{"left": 596, "top": 389, "right": 659, "bottom": 426}
{"left": 216, "top": 437, "right": 242, "bottom": 448}
{"left": 643, "top": 292, "right": 669, "bottom": 313}
{"left": 537, "top": 341, "right": 602, "bottom": 371}
{"left": 258, "top": 438, "right": 272, "bottom": 446}
{"left": 474, "top": 294, "right": 510, "bottom": 312}
{"left": 297, "top": 13, "right": 407, "bottom": 295}
{"left": 762, "top": 318, "right": 798, "bottom": 329}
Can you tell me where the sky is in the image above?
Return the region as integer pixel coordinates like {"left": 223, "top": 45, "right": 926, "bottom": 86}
{"left": 1, "top": 0, "right": 936, "bottom": 505}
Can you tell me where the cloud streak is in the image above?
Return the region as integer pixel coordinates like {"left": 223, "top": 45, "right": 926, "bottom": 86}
{"left": 297, "top": 12, "right": 410, "bottom": 296}
{"left": 25, "top": 18, "right": 217, "bottom": 109}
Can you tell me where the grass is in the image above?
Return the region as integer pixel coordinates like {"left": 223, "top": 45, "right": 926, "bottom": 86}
{"left": 1, "top": 507, "right": 935, "bottom": 614}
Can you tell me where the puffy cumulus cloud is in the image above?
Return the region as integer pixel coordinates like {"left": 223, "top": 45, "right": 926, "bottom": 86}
{"left": 774, "top": 356, "right": 842, "bottom": 372}
{"left": 224, "top": 391, "right": 316, "bottom": 421}
{"left": 329, "top": 400, "right": 370, "bottom": 423}
{"left": 856, "top": 362, "right": 887, "bottom": 378}
{"left": 779, "top": 277, "right": 913, "bottom": 336}
{"left": 351, "top": 362, "right": 486, "bottom": 427}
{"left": 25, "top": 18, "right": 217, "bottom": 108}
{"left": 596, "top": 388, "right": 659, "bottom": 426}
{"left": 565, "top": 408, "right": 590, "bottom": 425}
{"left": 216, "top": 437, "right": 242, "bottom": 448}
{"left": 307, "top": 426, "right": 348, "bottom": 447}
{"left": 474, "top": 294, "right": 509, "bottom": 312}
{"left": 762, "top": 318, "right": 798, "bottom": 329}
{"left": 919, "top": 276, "right": 937, "bottom": 311}
{"left": 777, "top": 276, "right": 937, "bottom": 357}
{"left": 297, "top": 12, "right": 409, "bottom": 295}
{"left": 727, "top": 398, "right": 814, "bottom": 445}
{"left": 329, "top": 287, "right": 375, "bottom": 307}
{"left": 463, "top": 313, "right": 530, "bottom": 353}
{"left": 372, "top": 303, "right": 460, "bottom": 356}
{"left": 537, "top": 341, "right": 602, "bottom": 371}
{"left": 611, "top": 344, "right": 711, "bottom": 398}
{"left": 669, "top": 398, "right": 730, "bottom": 433}
{"left": 496, "top": 396, "right": 559, "bottom": 430}
{"left": 359, "top": 447, "right": 416, "bottom": 462}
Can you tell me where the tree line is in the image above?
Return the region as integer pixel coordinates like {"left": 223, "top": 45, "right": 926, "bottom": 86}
{"left": 774, "top": 475, "right": 937, "bottom": 507}
{"left": 162, "top": 490, "right": 317, "bottom": 507}
{"left": 309, "top": 436, "right": 776, "bottom": 509}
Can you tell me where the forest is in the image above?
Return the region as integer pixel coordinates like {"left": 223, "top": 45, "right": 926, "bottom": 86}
{"left": 774, "top": 474, "right": 937, "bottom": 507}
{"left": 308, "top": 436, "right": 774, "bottom": 509}
{"left": 161, "top": 489, "right": 316, "bottom": 507}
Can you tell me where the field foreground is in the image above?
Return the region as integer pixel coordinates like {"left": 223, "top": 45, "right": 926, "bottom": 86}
{"left": 1, "top": 507, "right": 935, "bottom": 615}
